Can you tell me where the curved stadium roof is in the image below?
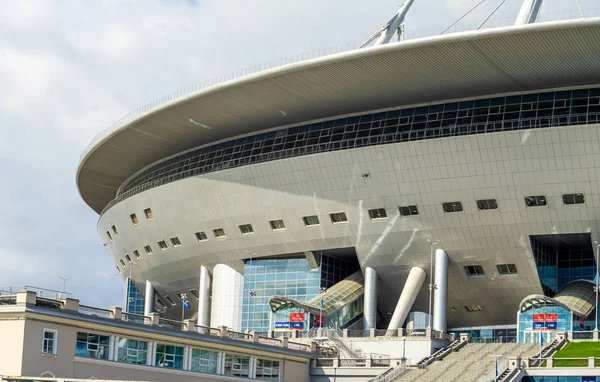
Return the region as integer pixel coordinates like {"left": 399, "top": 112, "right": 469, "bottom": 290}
{"left": 78, "top": 17, "right": 600, "bottom": 214}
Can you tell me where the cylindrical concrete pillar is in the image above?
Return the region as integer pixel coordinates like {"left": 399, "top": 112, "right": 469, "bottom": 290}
{"left": 387, "top": 267, "right": 426, "bottom": 330}
{"left": 363, "top": 267, "right": 378, "bottom": 330}
{"left": 433, "top": 249, "right": 449, "bottom": 333}
{"left": 210, "top": 264, "right": 244, "bottom": 331}
{"left": 198, "top": 266, "right": 211, "bottom": 326}
{"left": 144, "top": 280, "right": 155, "bottom": 316}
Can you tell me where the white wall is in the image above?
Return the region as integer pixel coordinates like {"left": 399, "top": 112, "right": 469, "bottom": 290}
{"left": 210, "top": 264, "right": 244, "bottom": 330}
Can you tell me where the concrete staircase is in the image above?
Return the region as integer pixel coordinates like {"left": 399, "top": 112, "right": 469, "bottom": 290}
{"left": 393, "top": 342, "right": 539, "bottom": 382}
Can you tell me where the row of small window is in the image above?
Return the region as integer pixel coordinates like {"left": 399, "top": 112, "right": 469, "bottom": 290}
{"left": 463, "top": 263, "right": 518, "bottom": 277}
{"left": 42, "top": 329, "right": 279, "bottom": 381}
{"left": 440, "top": 193, "right": 585, "bottom": 214}
{"left": 106, "top": 208, "right": 155, "bottom": 241}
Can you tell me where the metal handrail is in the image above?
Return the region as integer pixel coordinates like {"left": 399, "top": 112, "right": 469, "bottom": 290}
{"left": 78, "top": 305, "right": 112, "bottom": 318}
{"left": 80, "top": 7, "right": 600, "bottom": 171}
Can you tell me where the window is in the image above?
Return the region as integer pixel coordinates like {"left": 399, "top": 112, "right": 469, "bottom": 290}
{"left": 269, "top": 219, "right": 286, "bottom": 230}
{"left": 525, "top": 195, "right": 547, "bottom": 207}
{"left": 239, "top": 224, "right": 254, "bottom": 235}
{"left": 190, "top": 289, "right": 200, "bottom": 298}
{"left": 223, "top": 353, "right": 251, "bottom": 378}
{"left": 368, "top": 208, "right": 388, "bottom": 220}
{"left": 116, "top": 266, "right": 120, "bottom": 273}
{"left": 464, "top": 305, "right": 483, "bottom": 312}
{"left": 117, "top": 338, "right": 148, "bottom": 365}
{"left": 111, "top": 225, "right": 119, "bottom": 236}
{"left": 496, "top": 264, "right": 518, "bottom": 275}
{"left": 442, "top": 202, "right": 463, "bottom": 213}
{"left": 125, "top": 254, "right": 132, "bottom": 263}
{"left": 464, "top": 265, "right": 485, "bottom": 276}
{"left": 130, "top": 214, "right": 139, "bottom": 225}
{"left": 155, "top": 344, "right": 184, "bottom": 369}
{"left": 399, "top": 205, "right": 419, "bottom": 216}
{"left": 303, "top": 215, "right": 320, "bottom": 226}
{"left": 133, "top": 249, "right": 141, "bottom": 259}
{"left": 144, "top": 245, "right": 153, "bottom": 255}
{"left": 195, "top": 231, "right": 208, "bottom": 242}
{"left": 120, "top": 259, "right": 126, "bottom": 267}
{"left": 213, "top": 228, "right": 226, "bottom": 239}
{"left": 42, "top": 329, "right": 57, "bottom": 355}
{"left": 256, "top": 359, "right": 280, "bottom": 381}
{"left": 170, "top": 237, "right": 181, "bottom": 247}
{"left": 144, "top": 208, "right": 154, "bottom": 220}
{"left": 329, "top": 212, "right": 348, "bottom": 224}
{"left": 563, "top": 193, "right": 585, "bottom": 205}
{"left": 76, "top": 332, "right": 110, "bottom": 360}
{"left": 165, "top": 296, "right": 175, "bottom": 306}
{"left": 476, "top": 199, "right": 498, "bottom": 210}
{"left": 190, "top": 348, "right": 219, "bottom": 374}
{"left": 106, "top": 231, "right": 112, "bottom": 241}
{"left": 158, "top": 240, "right": 168, "bottom": 250}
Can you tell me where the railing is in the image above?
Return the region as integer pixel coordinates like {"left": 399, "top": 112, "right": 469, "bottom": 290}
{"left": 374, "top": 329, "right": 399, "bottom": 337}
{"left": 80, "top": 6, "right": 600, "bottom": 170}
{"left": 369, "top": 364, "right": 407, "bottom": 382}
{"left": 372, "top": 358, "right": 391, "bottom": 367}
{"left": 287, "top": 341, "right": 311, "bottom": 352}
{"left": 258, "top": 336, "right": 283, "bottom": 347}
{"left": 228, "top": 330, "right": 252, "bottom": 341}
{"left": 158, "top": 318, "right": 185, "bottom": 331}
{"left": 316, "top": 358, "right": 335, "bottom": 367}
{"left": 121, "top": 312, "right": 150, "bottom": 325}
{"left": 572, "top": 331, "right": 594, "bottom": 340}
{"left": 347, "top": 329, "right": 371, "bottom": 337}
{"left": 0, "top": 285, "right": 72, "bottom": 300}
{"left": 193, "top": 324, "right": 220, "bottom": 336}
{"left": 78, "top": 305, "right": 112, "bottom": 318}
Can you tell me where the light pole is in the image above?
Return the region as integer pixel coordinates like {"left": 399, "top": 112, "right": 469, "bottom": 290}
{"left": 426, "top": 239, "right": 438, "bottom": 328}
{"left": 595, "top": 242, "right": 600, "bottom": 333}
{"left": 319, "top": 287, "right": 327, "bottom": 328}
{"left": 58, "top": 276, "right": 70, "bottom": 295}
{"left": 181, "top": 293, "right": 187, "bottom": 322}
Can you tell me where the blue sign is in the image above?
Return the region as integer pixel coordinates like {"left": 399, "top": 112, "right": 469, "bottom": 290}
{"left": 274, "top": 322, "right": 289, "bottom": 331}
{"left": 532, "top": 321, "right": 557, "bottom": 330}
{"left": 545, "top": 321, "right": 557, "bottom": 330}
{"left": 581, "top": 377, "right": 595, "bottom": 382}
{"left": 532, "top": 322, "right": 545, "bottom": 330}
{"left": 290, "top": 322, "right": 304, "bottom": 330}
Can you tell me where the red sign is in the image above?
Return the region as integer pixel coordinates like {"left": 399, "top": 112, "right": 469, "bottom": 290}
{"left": 315, "top": 315, "right": 323, "bottom": 326}
{"left": 289, "top": 312, "right": 305, "bottom": 322}
{"left": 533, "top": 314, "right": 557, "bottom": 322}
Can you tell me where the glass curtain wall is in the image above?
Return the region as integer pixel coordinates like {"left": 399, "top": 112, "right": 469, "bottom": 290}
{"left": 125, "top": 278, "right": 145, "bottom": 315}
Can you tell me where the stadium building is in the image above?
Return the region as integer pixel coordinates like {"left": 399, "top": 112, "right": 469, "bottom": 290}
{"left": 77, "top": 0, "right": 600, "bottom": 343}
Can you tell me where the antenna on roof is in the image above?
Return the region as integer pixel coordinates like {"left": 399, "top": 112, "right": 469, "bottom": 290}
{"left": 515, "top": 0, "right": 544, "bottom": 25}
{"left": 361, "top": 0, "right": 416, "bottom": 48}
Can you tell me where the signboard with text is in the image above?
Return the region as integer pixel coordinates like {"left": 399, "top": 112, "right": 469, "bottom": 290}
{"left": 275, "top": 322, "right": 289, "bottom": 331}
{"left": 290, "top": 321, "right": 304, "bottom": 330}
{"left": 290, "top": 312, "right": 305, "bottom": 322}
{"left": 532, "top": 314, "right": 558, "bottom": 331}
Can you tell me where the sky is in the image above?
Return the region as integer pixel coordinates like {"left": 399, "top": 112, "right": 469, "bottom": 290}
{"left": 0, "top": 0, "right": 593, "bottom": 308}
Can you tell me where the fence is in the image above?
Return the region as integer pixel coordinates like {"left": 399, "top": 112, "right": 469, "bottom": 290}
{"left": 78, "top": 305, "right": 112, "bottom": 319}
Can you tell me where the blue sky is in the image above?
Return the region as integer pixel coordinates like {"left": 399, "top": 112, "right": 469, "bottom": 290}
{"left": 0, "top": 0, "right": 593, "bottom": 308}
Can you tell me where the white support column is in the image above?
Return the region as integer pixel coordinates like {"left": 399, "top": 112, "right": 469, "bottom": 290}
{"left": 108, "top": 335, "right": 115, "bottom": 361}
{"left": 210, "top": 264, "right": 244, "bottom": 331}
{"left": 515, "top": 0, "right": 543, "bottom": 25}
{"left": 182, "top": 346, "right": 189, "bottom": 370}
{"left": 375, "top": 0, "right": 416, "bottom": 46}
{"left": 433, "top": 249, "right": 449, "bottom": 333}
{"left": 198, "top": 266, "right": 211, "bottom": 326}
{"left": 388, "top": 267, "right": 427, "bottom": 330}
{"left": 146, "top": 341, "right": 154, "bottom": 366}
{"left": 363, "top": 267, "right": 378, "bottom": 330}
{"left": 144, "top": 280, "right": 155, "bottom": 316}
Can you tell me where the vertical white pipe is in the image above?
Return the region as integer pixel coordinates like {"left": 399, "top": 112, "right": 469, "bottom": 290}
{"left": 433, "top": 249, "right": 449, "bottom": 332}
{"left": 210, "top": 264, "right": 244, "bottom": 330}
{"left": 363, "top": 267, "right": 378, "bottom": 330}
{"left": 198, "top": 266, "right": 211, "bottom": 326}
{"left": 387, "top": 267, "right": 427, "bottom": 330}
{"left": 144, "top": 280, "right": 154, "bottom": 316}
{"left": 515, "top": 0, "right": 543, "bottom": 25}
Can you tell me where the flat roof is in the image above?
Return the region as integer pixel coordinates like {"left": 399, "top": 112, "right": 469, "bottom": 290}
{"left": 77, "top": 18, "right": 600, "bottom": 214}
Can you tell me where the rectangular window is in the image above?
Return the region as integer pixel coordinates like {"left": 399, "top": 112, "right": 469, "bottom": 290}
{"left": 464, "top": 265, "right": 485, "bottom": 276}
{"left": 111, "top": 225, "right": 119, "bottom": 236}
{"left": 195, "top": 231, "right": 208, "bottom": 242}
{"left": 133, "top": 249, "right": 141, "bottom": 259}
{"left": 563, "top": 193, "right": 585, "bottom": 205}
{"left": 223, "top": 353, "right": 251, "bottom": 378}
{"left": 165, "top": 296, "right": 175, "bottom": 306}
{"left": 144, "top": 208, "right": 154, "bottom": 220}
{"left": 76, "top": 332, "right": 110, "bottom": 360}
{"left": 329, "top": 212, "right": 348, "bottom": 224}
{"left": 120, "top": 259, "right": 126, "bottom": 267}
{"left": 130, "top": 213, "right": 139, "bottom": 226}
{"left": 239, "top": 224, "right": 254, "bottom": 235}
{"left": 158, "top": 240, "right": 168, "bottom": 250}
{"left": 399, "top": 205, "right": 419, "bottom": 216}
{"left": 42, "top": 329, "right": 57, "bottom": 355}
{"left": 525, "top": 195, "right": 547, "bottom": 207}
{"left": 170, "top": 237, "right": 182, "bottom": 247}
{"left": 368, "top": 208, "right": 387, "bottom": 220}
{"left": 476, "top": 199, "right": 498, "bottom": 210}
{"left": 106, "top": 231, "right": 112, "bottom": 241}
{"left": 465, "top": 305, "right": 483, "bottom": 312}
{"left": 144, "top": 245, "right": 153, "bottom": 255}
{"left": 213, "top": 228, "right": 226, "bottom": 238}
{"left": 190, "top": 348, "right": 219, "bottom": 374}
{"left": 496, "top": 264, "right": 518, "bottom": 275}
{"left": 155, "top": 343, "right": 184, "bottom": 369}
{"left": 117, "top": 338, "right": 148, "bottom": 365}
{"left": 303, "top": 215, "right": 320, "bottom": 226}
{"left": 442, "top": 202, "right": 463, "bottom": 213}
{"left": 256, "top": 359, "right": 280, "bottom": 381}
{"left": 269, "top": 219, "right": 286, "bottom": 230}
{"left": 125, "top": 254, "right": 132, "bottom": 263}
{"left": 190, "top": 289, "right": 200, "bottom": 298}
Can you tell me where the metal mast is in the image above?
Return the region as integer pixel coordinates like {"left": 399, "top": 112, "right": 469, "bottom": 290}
{"left": 362, "top": 0, "right": 416, "bottom": 48}
{"left": 515, "top": 0, "right": 544, "bottom": 25}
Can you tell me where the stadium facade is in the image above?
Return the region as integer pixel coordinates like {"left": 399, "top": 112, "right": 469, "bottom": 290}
{"left": 77, "top": 1, "right": 600, "bottom": 341}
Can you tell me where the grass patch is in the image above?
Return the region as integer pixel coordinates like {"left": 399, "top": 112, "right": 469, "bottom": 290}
{"left": 553, "top": 342, "right": 600, "bottom": 367}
